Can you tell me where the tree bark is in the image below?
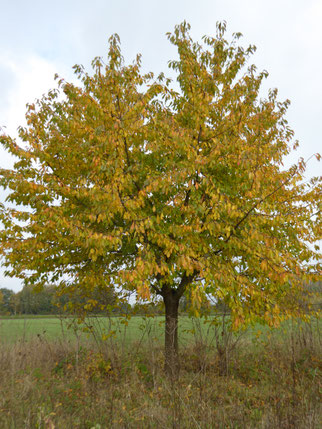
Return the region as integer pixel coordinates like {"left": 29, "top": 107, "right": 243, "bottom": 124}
{"left": 163, "top": 290, "right": 180, "bottom": 379}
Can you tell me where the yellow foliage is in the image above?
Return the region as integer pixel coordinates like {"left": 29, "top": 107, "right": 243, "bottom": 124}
{"left": 0, "top": 21, "right": 320, "bottom": 329}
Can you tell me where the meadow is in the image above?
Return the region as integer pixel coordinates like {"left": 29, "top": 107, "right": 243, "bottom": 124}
{"left": 0, "top": 314, "right": 252, "bottom": 344}
{"left": 0, "top": 315, "right": 165, "bottom": 344}
{"left": 0, "top": 313, "right": 320, "bottom": 428}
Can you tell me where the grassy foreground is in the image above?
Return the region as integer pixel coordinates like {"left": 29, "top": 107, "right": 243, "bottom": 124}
{"left": 0, "top": 315, "right": 321, "bottom": 428}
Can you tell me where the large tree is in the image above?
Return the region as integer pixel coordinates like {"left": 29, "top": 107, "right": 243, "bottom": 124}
{"left": 0, "top": 22, "right": 321, "bottom": 377}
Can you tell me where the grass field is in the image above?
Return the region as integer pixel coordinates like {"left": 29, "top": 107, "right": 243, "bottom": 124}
{"left": 0, "top": 313, "right": 283, "bottom": 345}
{"left": 0, "top": 314, "right": 320, "bottom": 428}
{"left": 0, "top": 314, "right": 244, "bottom": 344}
{"left": 0, "top": 315, "right": 205, "bottom": 344}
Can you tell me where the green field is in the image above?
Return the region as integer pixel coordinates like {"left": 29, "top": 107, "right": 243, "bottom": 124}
{"left": 0, "top": 314, "right": 319, "bottom": 345}
{"left": 0, "top": 314, "right": 220, "bottom": 345}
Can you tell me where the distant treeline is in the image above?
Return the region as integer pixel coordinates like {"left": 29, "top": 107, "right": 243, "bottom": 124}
{"left": 0, "top": 284, "right": 228, "bottom": 316}
{"left": 0, "top": 281, "right": 321, "bottom": 316}
{"left": 0, "top": 284, "right": 118, "bottom": 316}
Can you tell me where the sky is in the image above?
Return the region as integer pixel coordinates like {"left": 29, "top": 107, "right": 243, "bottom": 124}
{"left": 0, "top": 0, "right": 321, "bottom": 292}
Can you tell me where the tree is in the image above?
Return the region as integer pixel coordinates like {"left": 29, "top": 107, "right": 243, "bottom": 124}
{"left": 0, "top": 288, "right": 15, "bottom": 314}
{"left": 17, "top": 284, "right": 55, "bottom": 314}
{"left": 0, "top": 22, "right": 321, "bottom": 377}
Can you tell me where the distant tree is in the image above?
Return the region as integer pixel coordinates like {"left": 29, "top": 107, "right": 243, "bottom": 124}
{"left": 0, "top": 288, "right": 15, "bottom": 314}
{"left": 18, "top": 285, "right": 47, "bottom": 314}
{"left": 15, "top": 284, "right": 118, "bottom": 315}
{"left": 0, "top": 22, "right": 321, "bottom": 377}
{"left": 299, "top": 281, "right": 322, "bottom": 312}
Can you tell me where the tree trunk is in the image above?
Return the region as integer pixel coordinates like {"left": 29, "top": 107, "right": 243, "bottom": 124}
{"left": 163, "top": 290, "right": 180, "bottom": 378}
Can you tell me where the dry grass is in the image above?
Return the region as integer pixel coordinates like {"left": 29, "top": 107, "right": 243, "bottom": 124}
{"left": 0, "top": 319, "right": 321, "bottom": 428}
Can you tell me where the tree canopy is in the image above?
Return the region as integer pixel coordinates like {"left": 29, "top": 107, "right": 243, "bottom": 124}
{"left": 0, "top": 22, "right": 321, "bottom": 375}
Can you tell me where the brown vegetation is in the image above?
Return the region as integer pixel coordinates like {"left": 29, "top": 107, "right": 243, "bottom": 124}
{"left": 0, "top": 318, "right": 320, "bottom": 428}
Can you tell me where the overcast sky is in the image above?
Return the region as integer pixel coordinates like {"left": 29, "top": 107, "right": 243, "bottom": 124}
{"left": 1, "top": 0, "right": 321, "bottom": 292}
